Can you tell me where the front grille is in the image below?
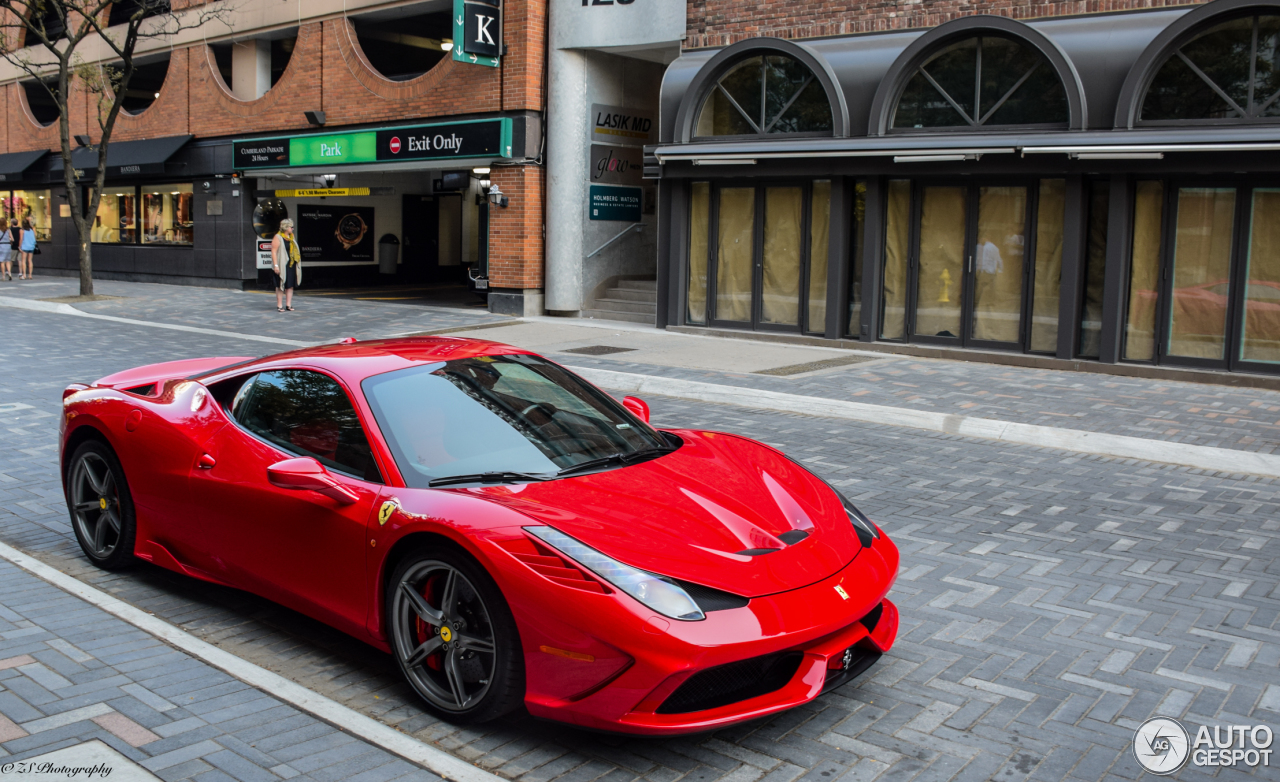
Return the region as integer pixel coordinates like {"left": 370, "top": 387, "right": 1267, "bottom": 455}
{"left": 657, "top": 652, "right": 803, "bottom": 714}
{"left": 861, "top": 602, "right": 884, "bottom": 633}
{"left": 822, "top": 646, "right": 881, "bottom": 692}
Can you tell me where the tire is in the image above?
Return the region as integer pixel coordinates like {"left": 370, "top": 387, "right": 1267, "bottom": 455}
{"left": 65, "top": 439, "right": 136, "bottom": 570}
{"left": 386, "top": 545, "right": 524, "bottom": 724}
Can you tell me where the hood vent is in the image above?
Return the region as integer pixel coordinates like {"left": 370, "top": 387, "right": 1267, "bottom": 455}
{"left": 777, "top": 529, "right": 809, "bottom": 545}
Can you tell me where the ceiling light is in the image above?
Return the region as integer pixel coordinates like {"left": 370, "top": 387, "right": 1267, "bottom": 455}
{"left": 153, "top": 92, "right": 160, "bottom": 98}
{"left": 1072, "top": 152, "right": 1165, "bottom": 160}
{"left": 893, "top": 154, "right": 975, "bottom": 163}
{"left": 441, "top": 39, "right": 453, "bottom": 51}
{"left": 472, "top": 167, "right": 490, "bottom": 175}
{"left": 171, "top": 191, "right": 179, "bottom": 195}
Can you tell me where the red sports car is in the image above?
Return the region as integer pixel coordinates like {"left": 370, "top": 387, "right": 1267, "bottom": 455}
{"left": 59, "top": 337, "right": 898, "bottom": 734}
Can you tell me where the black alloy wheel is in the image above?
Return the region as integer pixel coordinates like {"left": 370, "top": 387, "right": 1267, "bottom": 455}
{"left": 387, "top": 547, "right": 524, "bottom": 723}
{"left": 66, "top": 440, "right": 136, "bottom": 570}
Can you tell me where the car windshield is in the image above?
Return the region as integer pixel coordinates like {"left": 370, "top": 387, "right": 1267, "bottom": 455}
{"left": 361, "top": 354, "right": 669, "bottom": 487}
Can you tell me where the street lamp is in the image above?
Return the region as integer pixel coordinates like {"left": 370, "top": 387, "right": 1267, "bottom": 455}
{"left": 487, "top": 183, "right": 508, "bottom": 208}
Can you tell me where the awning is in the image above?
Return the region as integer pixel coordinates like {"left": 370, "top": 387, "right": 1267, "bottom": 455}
{"left": 50, "top": 135, "right": 192, "bottom": 178}
{"left": 651, "top": 125, "right": 1280, "bottom": 165}
{"left": 0, "top": 150, "right": 47, "bottom": 183}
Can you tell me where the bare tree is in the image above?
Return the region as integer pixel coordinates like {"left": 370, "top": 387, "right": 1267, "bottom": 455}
{"left": 0, "top": 1, "right": 229, "bottom": 295}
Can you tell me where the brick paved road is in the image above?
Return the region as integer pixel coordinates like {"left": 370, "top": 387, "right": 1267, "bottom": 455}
{"left": 0, "top": 558, "right": 431, "bottom": 781}
{"left": 1, "top": 304, "right": 1277, "bottom": 781}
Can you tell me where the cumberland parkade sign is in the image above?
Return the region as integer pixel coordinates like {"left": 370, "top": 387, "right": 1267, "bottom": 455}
{"left": 233, "top": 118, "right": 514, "bottom": 170}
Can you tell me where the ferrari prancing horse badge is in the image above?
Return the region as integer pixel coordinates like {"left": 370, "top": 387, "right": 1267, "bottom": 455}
{"left": 378, "top": 499, "right": 399, "bottom": 526}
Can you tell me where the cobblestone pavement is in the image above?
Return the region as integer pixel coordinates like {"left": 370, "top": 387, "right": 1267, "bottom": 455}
{"left": 0, "top": 277, "right": 505, "bottom": 343}
{"left": 0, "top": 304, "right": 1278, "bottom": 781}
{"left": 546, "top": 351, "right": 1280, "bottom": 456}
{"left": 0, "top": 558, "right": 431, "bottom": 782}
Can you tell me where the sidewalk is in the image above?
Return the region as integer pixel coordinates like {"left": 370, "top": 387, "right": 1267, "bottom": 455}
{"left": 0, "top": 557, "right": 432, "bottom": 782}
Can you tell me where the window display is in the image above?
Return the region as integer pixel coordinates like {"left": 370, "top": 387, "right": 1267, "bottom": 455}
{"left": 2, "top": 190, "right": 52, "bottom": 241}
{"left": 142, "top": 184, "right": 193, "bottom": 245}
{"left": 92, "top": 184, "right": 193, "bottom": 245}
{"left": 92, "top": 187, "right": 138, "bottom": 244}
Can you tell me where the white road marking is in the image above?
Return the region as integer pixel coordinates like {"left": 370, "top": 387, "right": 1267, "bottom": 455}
{"left": 0, "top": 540, "right": 503, "bottom": 782}
{"left": 574, "top": 367, "right": 1280, "bottom": 479}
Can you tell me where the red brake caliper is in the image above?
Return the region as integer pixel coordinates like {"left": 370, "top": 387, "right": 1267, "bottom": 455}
{"left": 413, "top": 575, "right": 444, "bottom": 671}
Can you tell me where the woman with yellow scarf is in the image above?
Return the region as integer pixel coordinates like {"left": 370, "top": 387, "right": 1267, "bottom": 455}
{"left": 271, "top": 218, "right": 303, "bottom": 312}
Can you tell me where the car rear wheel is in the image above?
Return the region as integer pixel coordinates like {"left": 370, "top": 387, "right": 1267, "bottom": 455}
{"left": 66, "top": 440, "right": 136, "bottom": 570}
{"left": 387, "top": 546, "right": 524, "bottom": 723}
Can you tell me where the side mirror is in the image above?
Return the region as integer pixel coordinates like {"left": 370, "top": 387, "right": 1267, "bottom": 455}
{"left": 268, "top": 457, "right": 358, "bottom": 505}
{"left": 622, "top": 396, "right": 650, "bottom": 423}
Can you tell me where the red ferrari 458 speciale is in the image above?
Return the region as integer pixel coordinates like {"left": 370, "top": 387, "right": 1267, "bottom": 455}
{"left": 59, "top": 337, "right": 898, "bottom": 734}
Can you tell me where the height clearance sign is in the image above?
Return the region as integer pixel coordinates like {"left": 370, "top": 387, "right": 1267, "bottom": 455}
{"left": 233, "top": 119, "right": 513, "bottom": 170}
{"left": 454, "top": 0, "right": 501, "bottom": 67}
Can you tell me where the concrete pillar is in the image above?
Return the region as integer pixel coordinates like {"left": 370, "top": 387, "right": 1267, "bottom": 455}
{"left": 545, "top": 45, "right": 589, "bottom": 313}
{"left": 231, "top": 39, "right": 270, "bottom": 101}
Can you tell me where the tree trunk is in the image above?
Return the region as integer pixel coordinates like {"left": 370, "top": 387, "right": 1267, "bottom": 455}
{"left": 79, "top": 240, "right": 93, "bottom": 297}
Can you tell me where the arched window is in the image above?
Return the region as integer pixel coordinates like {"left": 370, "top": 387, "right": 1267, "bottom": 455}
{"left": 1141, "top": 13, "right": 1280, "bottom": 122}
{"left": 694, "top": 55, "right": 833, "bottom": 137}
{"left": 891, "top": 35, "right": 1068, "bottom": 130}
{"left": 121, "top": 55, "right": 170, "bottom": 114}
{"left": 351, "top": 7, "right": 452, "bottom": 82}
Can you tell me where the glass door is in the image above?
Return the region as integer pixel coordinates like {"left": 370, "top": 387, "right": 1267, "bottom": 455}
{"left": 696, "top": 181, "right": 829, "bottom": 332}
{"left": 1240, "top": 189, "right": 1280, "bottom": 367}
{"left": 906, "top": 182, "right": 1030, "bottom": 348}
{"left": 1161, "top": 187, "right": 1238, "bottom": 367}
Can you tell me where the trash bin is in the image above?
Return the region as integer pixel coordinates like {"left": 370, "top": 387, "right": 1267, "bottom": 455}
{"left": 378, "top": 234, "right": 400, "bottom": 274}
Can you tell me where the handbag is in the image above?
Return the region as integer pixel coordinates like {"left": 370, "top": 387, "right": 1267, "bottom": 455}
{"left": 32, "top": 244, "right": 40, "bottom": 255}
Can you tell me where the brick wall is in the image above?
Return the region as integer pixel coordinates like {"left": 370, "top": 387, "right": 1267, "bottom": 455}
{"left": 0, "top": 0, "right": 547, "bottom": 154}
{"left": 685, "top": 0, "right": 1206, "bottom": 48}
{"left": 487, "top": 165, "right": 544, "bottom": 289}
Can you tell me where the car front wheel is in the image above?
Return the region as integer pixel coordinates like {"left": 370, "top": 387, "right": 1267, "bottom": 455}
{"left": 386, "top": 546, "right": 524, "bottom": 723}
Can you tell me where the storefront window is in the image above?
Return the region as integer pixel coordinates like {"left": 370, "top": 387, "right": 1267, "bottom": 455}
{"left": 915, "top": 186, "right": 967, "bottom": 339}
{"left": 1243, "top": 189, "right": 1280, "bottom": 364}
{"left": 687, "top": 183, "right": 710, "bottom": 325}
{"left": 806, "top": 181, "right": 831, "bottom": 333}
{"left": 93, "top": 187, "right": 138, "bottom": 244}
{"left": 847, "top": 182, "right": 866, "bottom": 338}
{"left": 141, "top": 184, "right": 193, "bottom": 245}
{"left": 761, "top": 187, "right": 803, "bottom": 326}
{"left": 1167, "top": 188, "right": 1236, "bottom": 360}
{"left": 971, "top": 186, "right": 1026, "bottom": 343}
{"left": 93, "top": 184, "right": 193, "bottom": 245}
{"left": 1078, "top": 181, "right": 1110, "bottom": 358}
{"left": 3, "top": 190, "right": 52, "bottom": 241}
{"left": 892, "top": 35, "right": 1068, "bottom": 130}
{"left": 716, "top": 187, "right": 755, "bottom": 322}
{"left": 694, "top": 55, "right": 833, "bottom": 137}
{"left": 1030, "top": 179, "right": 1065, "bottom": 353}
{"left": 1142, "top": 14, "right": 1280, "bottom": 122}
{"left": 1124, "top": 181, "right": 1164, "bottom": 361}
{"left": 881, "top": 180, "right": 910, "bottom": 340}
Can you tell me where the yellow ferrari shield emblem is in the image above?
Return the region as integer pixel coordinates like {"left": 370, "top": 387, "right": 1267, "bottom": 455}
{"left": 378, "top": 499, "right": 399, "bottom": 526}
{"left": 99, "top": 497, "right": 107, "bottom": 510}
{"left": 440, "top": 626, "right": 453, "bottom": 642}
{"left": 834, "top": 585, "right": 850, "bottom": 600}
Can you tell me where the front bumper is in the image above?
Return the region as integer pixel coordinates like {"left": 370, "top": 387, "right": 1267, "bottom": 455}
{"left": 495, "top": 532, "right": 899, "bottom": 735}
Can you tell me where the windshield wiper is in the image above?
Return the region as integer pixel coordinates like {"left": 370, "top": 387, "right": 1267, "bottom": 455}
{"left": 556, "top": 446, "right": 675, "bottom": 478}
{"left": 428, "top": 471, "right": 555, "bottom": 488}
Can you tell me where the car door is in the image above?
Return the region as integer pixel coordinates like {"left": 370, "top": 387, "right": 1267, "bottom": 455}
{"left": 189, "top": 368, "right": 384, "bottom": 636}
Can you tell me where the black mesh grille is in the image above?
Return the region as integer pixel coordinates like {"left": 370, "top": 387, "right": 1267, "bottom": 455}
{"left": 861, "top": 602, "right": 884, "bottom": 633}
{"left": 657, "top": 652, "right": 803, "bottom": 714}
{"left": 822, "top": 646, "right": 881, "bottom": 692}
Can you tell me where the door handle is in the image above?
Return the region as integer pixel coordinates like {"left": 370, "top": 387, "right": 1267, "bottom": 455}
{"left": 968, "top": 254, "right": 973, "bottom": 274}
{"left": 197, "top": 454, "right": 216, "bottom": 469}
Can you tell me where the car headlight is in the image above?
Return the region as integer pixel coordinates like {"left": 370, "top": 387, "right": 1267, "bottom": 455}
{"left": 526, "top": 526, "right": 704, "bottom": 621}
{"left": 840, "top": 494, "right": 880, "bottom": 546}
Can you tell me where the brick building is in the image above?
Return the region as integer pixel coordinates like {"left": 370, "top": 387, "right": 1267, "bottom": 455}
{"left": 0, "top": 0, "right": 545, "bottom": 312}
{"left": 650, "top": 0, "right": 1280, "bottom": 378}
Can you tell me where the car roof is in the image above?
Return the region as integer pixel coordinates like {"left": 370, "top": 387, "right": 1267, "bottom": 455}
{"left": 197, "top": 336, "right": 536, "bottom": 386}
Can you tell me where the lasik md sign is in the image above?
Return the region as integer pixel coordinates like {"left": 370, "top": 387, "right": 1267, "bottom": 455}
{"left": 591, "top": 104, "right": 657, "bottom": 146}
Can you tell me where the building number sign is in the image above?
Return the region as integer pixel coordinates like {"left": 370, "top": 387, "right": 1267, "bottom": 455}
{"left": 454, "top": 0, "right": 501, "bottom": 67}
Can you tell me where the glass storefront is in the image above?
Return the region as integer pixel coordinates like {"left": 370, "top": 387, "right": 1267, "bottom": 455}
{"left": 2, "top": 190, "right": 52, "bottom": 241}
{"left": 687, "top": 180, "right": 832, "bottom": 332}
{"left": 93, "top": 183, "right": 193, "bottom": 245}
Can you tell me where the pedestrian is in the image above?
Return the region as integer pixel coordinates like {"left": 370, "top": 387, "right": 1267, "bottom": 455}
{"left": 0, "top": 217, "right": 10, "bottom": 281}
{"left": 18, "top": 217, "right": 36, "bottom": 280}
{"left": 271, "top": 218, "right": 302, "bottom": 312}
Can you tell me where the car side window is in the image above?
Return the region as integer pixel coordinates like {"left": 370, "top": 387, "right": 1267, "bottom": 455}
{"left": 231, "top": 370, "right": 382, "bottom": 483}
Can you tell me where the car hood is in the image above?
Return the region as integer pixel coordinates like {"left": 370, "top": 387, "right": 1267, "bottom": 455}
{"left": 471, "top": 430, "right": 862, "bottom": 598}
